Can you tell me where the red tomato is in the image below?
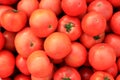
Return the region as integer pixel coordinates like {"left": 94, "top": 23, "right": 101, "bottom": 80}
{"left": 27, "top": 50, "right": 53, "bottom": 78}
{"left": 79, "top": 67, "right": 93, "bottom": 80}
{"left": 1, "top": 77, "right": 11, "bottom": 80}
{"left": 110, "top": 11, "right": 120, "bottom": 35}
{"left": 105, "top": 34, "right": 120, "bottom": 57}
{"left": 65, "top": 42, "right": 87, "bottom": 67}
{"left": 88, "top": 43, "right": 116, "bottom": 70}
{"left": 0, "top": 50, "right": 15, "bottom": 78}
{"left": 57, "top": 15, "right": 82, "bottom": 41}
{"left": 80, "top": 32, "right": 105, "bottom": 48}
{"left": 1, "top": 9, "right": 27, "bottom": 32}
{"left": 14, "top": 74, "right": 31, "bottom": 80}
{"left": 90, "top": 71, "right": 114, "bottom": 80}
{"left": 81, "top": 11, "right": 106, "bottom": 36}
{"left": 0, "top": 5, "right": 12, "bottom": 27}
{"left": 3, "top": 31, "right": 16, "bottom": 52}
{"left": 44, "top": 32, "right": 72, "bottom": 59}
{"left": 117, "top": 57, "right": 120, "bottom": 72}
{"left": 86, "top": 0, "right": 95, "bottom": 3}
{"left": 0, "top": 32, "right": 5, "bottom": 50}
{"left": 0, "top": 0, "right": 18, "bottom": 5}
{"left": 88, "top": 0, "right": 113, "bottom": 20}
{"left": 39, "top": 0, "right": 62, "bottom": 15}
{"left": 54, "top": 66, "right": 81, "bottom": 80}
{"left": 61, "top": 0, "right": 87, "bottom": 16}
{"left": 108, "top": 0, "right": 120, "bottom": 7}
{"left": 116, "top": 74, "right": 120, "bottom": 80}
{"left": 17, "top": 0, "right": 39, "bottom": 17}
{"left": 29, "top": 9, "right": 58, "bottom": 38}
{"left": 16, "top": 55, "right": 30, "bottom": 75}
{"left": 15, "top": 27, "right": 43, "bottom": 58}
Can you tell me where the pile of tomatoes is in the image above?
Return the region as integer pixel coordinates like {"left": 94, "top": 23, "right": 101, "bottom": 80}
{"left": 0, "top": 0, "right": 120, "bottom": 80}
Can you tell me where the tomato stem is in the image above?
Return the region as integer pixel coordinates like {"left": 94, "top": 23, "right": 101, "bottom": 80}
{"left": 49, "top": 25, "right": 52, "bottom": 28}
{"left": 30, "top": 42, "right": 34, "bottom": 47}
{"left": 12, "top": 9, "right": 18, "bottom": 13}
{"left": 93, "top": 35, "right": 100, "bottom": 40}
{"left": 64, "top": 22, "right": 74, "bottom": 32}
{"left": 62, "top": 77, "right": 71, "bottom": 80}
{"left": 104, "top": 76, "right": 110, "bottom": 80}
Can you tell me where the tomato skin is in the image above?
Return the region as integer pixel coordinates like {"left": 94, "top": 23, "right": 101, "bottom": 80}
{"left": 0, "top": 50, "right": 15, "bottom": 78}
{"left": 0, "top": 0, "right": 18, "bottom": 5}
{"left": 17, "top": 0, "right": 39, "bottom": 17}
{"left": 57, "top": 15, "right": 82, "bottom": 41}
{"left": 44, "top": 32, "right": 72, "bottom": 59}
{"left": 39, "top": 0, "right": 62, "bottom": 15}
{"left": 116, "top": 74, "right": 120, "bottom": 80}
{"left": 117, "top": 57, "right": 120, "bottom": 72}
{"left": 0, "top": 32, "right": 5, "bottom": 50}
{"left": 53, "top": 66, "right": 81, "bottom": 80}
{"left": 108, "top": 0, "right": 120, "bottom": 7}
{"left": 15, "top": 27, "right": 43, "bottom": 58}
{"left": 65, "top": 42, "right": 87, "bottom": 67}
{"left": 1, "top": 9, "right": 27, "bottom": 32}
{"left": 88, "top": 43, "right": 116, "bottom": 70}
{"left": 110, "top": 11, "right": 120, "bottom": 35}
{"left": 81, "top": 11, "right": 106, "bottom": 36}
{"left": 61, "top": 0, "right": 87, "bottom": 16}
{"left": 88, "top": 0, "right": 113, "bottom": 20}
{"left": 14, "top": 74, "right": 31, "bottom": 80}
{"left": 1, "top": 77, "right": 11, "bottom": 80}
{"left": 90, "top": 71, "right": 114, "bottom": 80}
{"left": 0, "top": 5, "right": 12, "bottom": 27}
{"left": 16, "top": 55, "right": 30, "bottom": 75}
{"left": 80, "top": 32, "right": 105, "bottom": 48}
{"left": 27, "top": 50, "right": 53, "bottom": 78}
{"left": 29, "top": 9, "right": 58, "bottom": 38}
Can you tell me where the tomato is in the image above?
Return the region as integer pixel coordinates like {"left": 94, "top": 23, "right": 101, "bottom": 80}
{"left": 79, "top": 67, "right": 93, "bottom": 80}
{"left": 0, "top": 0, "right": 18, "bottom": 5}
{"left": 108, "top": 0, "right": 120, "bottom": 7}
{"left": 88, "top": 43, "right": 116, "bottom": 70}
{"left": 27, "top": 50, "right": 53, "bottom": 78}
{"left": 57, "top": 15, "right": 82, "bottom": 41}
{"left": 39, "top": 0, "right": 62, "bottom": 15}
{"left": 86, "top": 0, "right": 95, "bottom": 3}
{"left": 61, "top": 0, "right": 87, "bottom": 16}
{"left": 0, "top": 50, "right": 15, "bottom": 78}
{"left": 81, "top": 11, "right": 106, "bottom": 36}
{"left": 1, "top": 77, "right": 11, "bottom": 80}
{"left": 14, "top": 74, "right": 31, "bottom": 80}
{"left": 116, "top": 74, "right": 120, "bottom": 80}
{"left": 3, "top": 31, "right": 16, "bottom": 52}
{"left": 17, "top": 0, "right": 39, "bottom": 17}
{"left": 65, "top": 42, "right": 87, "bottom": 67}
{"left": 29, "top": 9, "right": 58, "bottom": 38}
{"left": 0, "top": 32, "right": 5, "bottom": 50}
{"left": 1, "top": 9, "right": 27, "bottom": 32}
{"left": 80, "top": 32, "right": 105, "bottom": 48}
{"left": 117, "top": 57, "right": 120, "bottom": 72}
{"left": 16, "top": 55, "right": 30, "bottom": 75}
{"left": 15, "top": 27, "right": 43, "bottom": 58}
{"left": 0, "top": 5, "right": 12, "bottom": 27}
{"left": 44, "top": 32, "right": 72, "bottom": 59}
{"left": 90, "top": 71, "right": 114, "bottom": 80}
{"left": 88, "top": 0, "right": 113, "bottom": 20}
{"left": 110, "top": 11, "right": 120, "bottom": 35}
{"left": 105, "top": 34, "right": 120, "bottom": 57}
{"left": 54, "top": 66, "right": 81, "bottom": 80}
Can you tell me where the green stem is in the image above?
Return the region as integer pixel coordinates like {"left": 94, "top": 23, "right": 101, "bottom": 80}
{"left": 62, "top": 77, "right": 71, "bottom": 80}
{"left": 64, "top": 22, "right": 74, "bottom": 32}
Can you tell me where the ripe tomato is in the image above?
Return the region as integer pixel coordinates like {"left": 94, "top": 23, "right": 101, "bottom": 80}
{"left": 81, "top": 11, "right": 106, "bottom": 36}
{"left": 0, "top": 32, "right": 5, "bottom": 50}
{"left": 0, "top": 50, "right": 15, "bottom": 78}
{"left": 14, "top": 74, "right": 31, "bottom": 80}
{"left": 17, "top": 0, "right": 39, "bottom": 17}
{"left": 90, "top": 71, "right": 114, "bottom": 80}
{"left": 0, "top": 77, "right": 11, "bottom": 80}
{"left": 3, "top": 31, "right": 16, "bottom": 52}
{"left": 54, "top": 66, "right": 81, "bottom": 80}
{"left": 108, "top": 0, "right": 120, "bottom": 7}
{"left": 44, "top": 32, "right": 72, "bottom": 59}
{"left": 39, "top": 0, "right": 62, "bottom": 15}
{"left": 110, "top": 11, "right": 120, "bottom": 35}
{"left": 86, "top": 0, "right": 95, "bottom": 3}
{"left": 57, "top": 15, "right": 82, "bottom": 41}
{"left": 105, "top": 34, "right": 120, "bottom": 57}
{"left": 16, "top": 55, "right": 30, "bottom": 75}
{"left": 1, "top": 9, "right": 27, "bottom": 32}
{"left": 88, "top": 0, "right": 113, "bottom": 20}
{"left": 15, "top": 27, "right": 43, "bottom": 58}
{"left": 116, "top": 74, "right": 120, "bottom": 80}
{"left": 88, "top": 43, "right": 116, "bottom": 70}
{"left": 0, "top": 5, "right": 12, "bottom": 27}
{"left": 27, "top": 50, "right": 53, "bottom": 78}
{"left": 79, "top": 67, "right": 93, "bottom": 80}
{"left": 29, "top": 9, "right": 58, "bottom": 38}
{"left": 117, "top": 57, "right": 120, "bottom": 72}
{"left": 65, "top": 42, "right": 87, "bottom": 67}
{"left": 0, "top": 0, "right": 18, "bottom": 5}
{"left": 61, "top": 0, "right": 87, "bottom": 16}
{"left": 80, "top": 32, "right": 105, "bottom": 48}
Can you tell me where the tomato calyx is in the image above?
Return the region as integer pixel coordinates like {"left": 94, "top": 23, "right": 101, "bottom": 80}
{"left": 12, "top": 9, "right": 18, "bottom": 13}
{"left": 64, "top": 22, "right": 74, "bottom": 32}
{"left": 104, "top": 76, "right": 110, "bottom": 80}
{"left": 62, "top": 77, "right": 71, "bottom": 80}
{"left": 93, "top": 35, "right": 100, "bottom": 40}
{"left": 49, "top": 25, "right": 52, "bottom": 28}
